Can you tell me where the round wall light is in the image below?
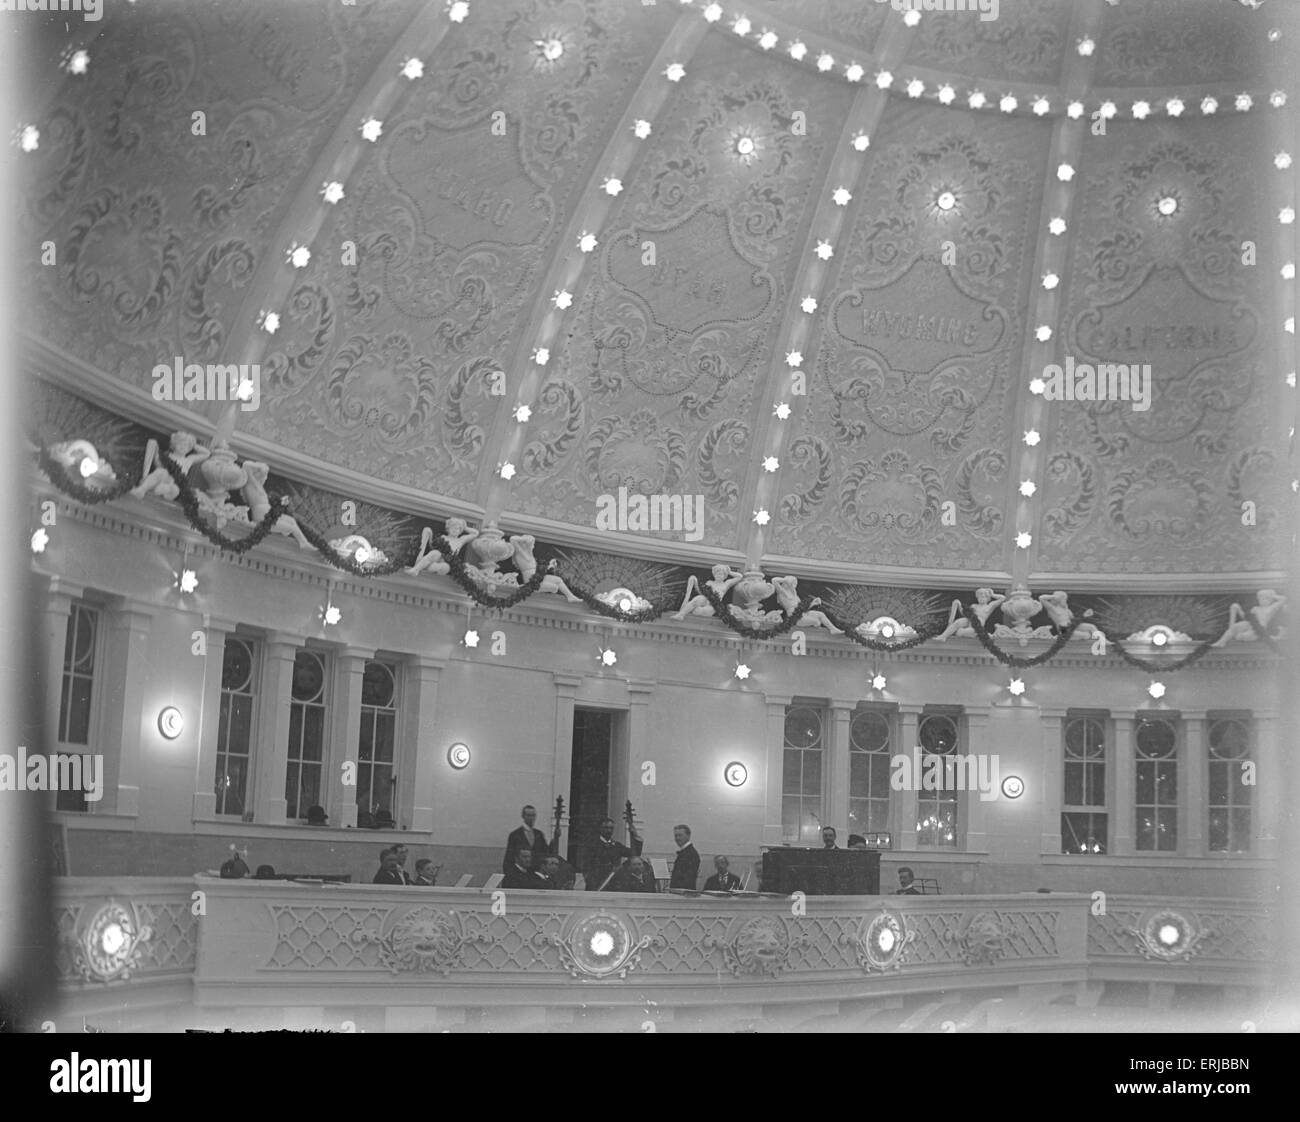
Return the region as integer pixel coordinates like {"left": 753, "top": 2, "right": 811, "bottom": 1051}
{"left": 724, "top": 761, "right": 748, "bottom": 787}
{"left": 158, "top": 706, "right": 184, "bottom": 739}
{"left": 1001, "top": 775, "right": 1025, "bottom": 799}
{"left": 447, "top": 742, "right": 471, "bottom": 770}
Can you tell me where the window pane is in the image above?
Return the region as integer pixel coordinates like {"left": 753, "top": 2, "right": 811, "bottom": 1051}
{"left": 1064, "top": 764, "right": 1083, "bottom": 807}
{"left": 1083, "top": 762, "right": 1105, "bottom": 806}
{"left": 374, "top": 713, "right": 395, "bottom": 763}
{"left": 803, "top": 750, "right": 821, "bottom": 794}
{"left": 359, "top": 716, "right": 374, "bottom": 763}
{"left": 1208, "top": 763, "right": 1228, "bottom": 805}
{"left": 784, "top": 707, "right": 821, "bottom": 748}
{"left": 302, "top": 708, "right": 324, "bottom": 761}
{"left": 781, "top": 797, "right": 801, "bottom": 840}
{"left": 1136, "top": 763, "right": 1154, "bottom": 805}
{"left": 782, "top": 749, "right": 802, "bottom": 791}
{"left": 1208, "top": 808, "right": 1228, "bottom": 852}
{"left": 1229, "top": 808, "right": 1251, "bottom": 851}
{"left": 849, "top": 756, "right": 871, "bottom": 798}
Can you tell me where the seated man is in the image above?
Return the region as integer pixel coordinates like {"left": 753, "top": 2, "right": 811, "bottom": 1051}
{"left": 502, "top": 847, "right": 550, "bottom": 890}
{"left": 702, "top": 855, "right": 742, "bottom": 892}
{"left": 373, "top": 847, "right": 409, "bottom": 885}
{"left": 603, "top": 855, "right": 658, "bottom": 893}
{"left": 540, "top": 855, "right": 576, "bottom": 890}
{"left": 412, "top": 858, "right": 439, "bottom": 886}
{"left": 895, "top": 866, "right": 922, "bottom": 895}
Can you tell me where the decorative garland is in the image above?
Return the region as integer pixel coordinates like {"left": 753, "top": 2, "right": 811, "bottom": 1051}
{"left": 158, "top": 454, "right": 287, "bottom": 553}
{"left": 34, "top": 437, "right": 1291, "bottom": 673}
{"left": 698, "top": 581, "right": 816, "bottom": 640}
{"left": 36, "top": 444, "right": 139, "bottom": 505}
{"left": 436, "top": 535, "right": 548, "bottom": 608}
{"left": 965, "top": 607, "right": 1083, "bottom": 668}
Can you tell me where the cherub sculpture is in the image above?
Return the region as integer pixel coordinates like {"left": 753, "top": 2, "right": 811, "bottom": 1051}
{"left": 132, "top": 432, "right": 210, "bottom": 500}
{"left": 1212, "top": 590, "right": 1287, "bottom": 647}
{"left": 405, "top": 526, "right": 450, "bottom": 576}
{"left": 239, "top": 462, "right": 312, "bottom": 549}
{"left": 441, "top": 516, "right": 479, "bottom": 556}
{"left": 1035, "top": 591, "right": 1100, "bottom": 640}
{"left": 935, "top": 588, "right": 1005, "bottom": 641}
{"left": 672, "top": 564, "right": 745, "bottom": 621}
{"left": 771, "top": 575, "right": 843, "bottom": 634}
{"left": 509, "top": 534, "right": 581, "bottom": 602}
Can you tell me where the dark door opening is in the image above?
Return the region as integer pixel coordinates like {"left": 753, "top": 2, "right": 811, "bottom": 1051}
{"left": 567, "top": 708, "right": 613, "bottom": 868}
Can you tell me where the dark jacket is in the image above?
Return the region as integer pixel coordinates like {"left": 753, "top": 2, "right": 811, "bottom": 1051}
{"left": 669, "top": 844, "right": 700, "bottom": 890}
{"left": 373, "top": 867, "right": 410, "bottom": 885}
{"left": 604, "top": 865, "right": 658, "bottom": 893}
{"left": 584, "top": 835, "right": 643, "bottom": 890}
{"left": 502, "top": 825, "right": 552, "bottom": 874}
{"left": 703, "top": 871, "right": 742, "bottom": 892}
{"left": 502, "top": 866, "right": 550, "bottom": 890}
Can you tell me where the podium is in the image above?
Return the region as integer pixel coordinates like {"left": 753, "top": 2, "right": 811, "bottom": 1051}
{"left": 761, "top": 847, "right": 880, "bottom": 896}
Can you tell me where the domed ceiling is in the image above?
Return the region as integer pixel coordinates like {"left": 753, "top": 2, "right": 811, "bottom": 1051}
{"left": 18, "top": 0, "right": 1297, "bottom": 591}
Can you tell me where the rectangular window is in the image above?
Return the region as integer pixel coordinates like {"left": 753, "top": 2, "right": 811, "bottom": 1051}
{"left": 1135, "top": 715, "right": 1178, "bottom": 852}
{"left": 285, "top": 649, "right": 328, "bottom": 820}
{"left": 1208, "top": 715, "right": 1252, "bottom": 853}
{"left": 782, "top": 702, "right": 825, "bottom": 844}
{"left": 215, "top": 636, "right": 258, "bottom": 817}
{"left": 916, "top": 710, "right": 960, "bottom": 847}
{"left": 1061, "top": 712, "right": 1108, "bottom": 854}
{"left": 56, "top": 603, "right": 98, "bottom": 811}
{"left": 848, "top": 706, "right": 892, "bottom": 837}
{"left": 357, "top": 659, "right": 399, "bottom": 827}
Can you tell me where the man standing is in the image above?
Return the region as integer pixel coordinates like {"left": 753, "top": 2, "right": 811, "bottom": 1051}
{"left": 821, "top": 826, "right": 839, "bottom": 849}
{"left": 502, "top": 804, "right": 552, "bottom": 874}
{"left": 702, "top": 855, "right": 742, "bottom": 892}
{"left": 605, "top": 856, "right": 657, "bottom": 893}
{"left": 669, "top": 824, "right": 700, "bottom": 891}
{"left": 583, "top": 815, "right": 642, "bottom": 890}
{"left": 502, "top": 847, "right": 550, "bottom": 890}
{"left": 372, "top": 847, "right": 409, "bottom": 885}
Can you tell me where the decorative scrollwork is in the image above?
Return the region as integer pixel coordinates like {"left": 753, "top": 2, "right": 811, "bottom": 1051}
{"left": 842, "top": 910, "right": 917, "bottom": 973}
{"left": 533, "top": 911, "right": 662, "bottom": 979}
{"left": 1126, "top": 908, "right": 1212, "bottom": 963}
{"left": 947, "top": 911, "right": 1006, "bottom": 966}
{"left": 350, "top": 907, "right": 479, "bottom": 975}
{"left": 704, "top": 915, "right": 806, "bottom": 977}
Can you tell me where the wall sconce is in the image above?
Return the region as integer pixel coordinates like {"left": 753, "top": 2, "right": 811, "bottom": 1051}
{"left": 158, "top": 706, "right": 184, "bottom": 739}
{"left": 1001, "top": 775, "right": 1024, "bottom": 799}
{"left": 447, "top": 742, "right": 471, "bottom": 770}
{"left": 724, "top": 761, "right": 747, "bottom": 787}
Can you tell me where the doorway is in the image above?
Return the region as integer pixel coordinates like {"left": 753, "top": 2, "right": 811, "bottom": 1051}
{"left": 567, "top": 707, "right": 626, "bottom": 867}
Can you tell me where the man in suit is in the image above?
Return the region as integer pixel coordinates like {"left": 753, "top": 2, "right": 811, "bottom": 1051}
{"left": 502, "top": 804, "right": 552, "bottom": 874}
{"left": 372, "top": 847, "right": 410, "bottom": 885}
{"left": 502, "top": 847, "right": 550, "bottom": 890}
{"left": 604, "top": 856, "right": 657, "bottom": 893}
{"left": 821, "top": 826, "right": 839, "bottom": 849}
{"left": 896, "top": 866, "right": 923, "bottom": 895}
{"left": 541, "top": 855, "right": 576, "bottom": 890}
{"left": 702, "top": 854, "right": 742, "bottom": 892}
{"left": 669, "top": 824, "right": 700, "bottom": 890}
{"left": 412, "top": 858, "right": 439, "bottom": 886}
{"left": 583, "top": 815, "right": 642, "bottom": 890}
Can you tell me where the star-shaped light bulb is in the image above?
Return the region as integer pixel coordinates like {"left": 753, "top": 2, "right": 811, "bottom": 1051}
{"left": 758, "top": 30, "right": 778, "bottom": 50}
{"left": 1008, "top": 678, "right": 1026, "bottom": 696}
{"left": 1098, "top": 101, "right": 1117, "bottom": 119}
{"left": 786, "top": 351, "right": 803, "bottom": 367}
{"left": 1019, "top": 480, "right": 1037, "bottom": 497}
{"left": 852, "top": 133, "right": 870, "bottom": 151}
{"left": 1042, "top": 273, "right": 1059, "bottom": 289}
{"left": 872, "top": 674, "right": 887, "bottom": 691}
{"left": 906, "top": 79, "right": 924, "bottom": 98}
{"left": 401, "top": 58, "right": 424, "bottom": 79}
{"left": 1057, "top": 163, "right": 1075, "bottom": 181}
{"left": 735, "top": 663, "right": 751, "bottom": 680}
{"left": 1152, "top": 631, "right": 1169, "bottom": 647}
{"left": 817, "top": 53, "right": 834, "bottom": 72}
{"left": 832, "top": 186, "right": 852, "bottom": 206}
{"left": 603, "top": 177, "right": 623, "bottom": 196}
{"left": 968, "top": 91, "right": 987, "bottom": 109}
{"left": 1281, "top": 208, "right": 1296, "bottom": 225}
{"left": 1271, "top": 91, "right": 1287, "bottom": 108}
{"left": 18, "top": 125, "right": 39, "bottom": 152}
{"left": 533, "top": 347, "right": 549, "bottom": 365}
{"left": 844, "top": 63, "right": 864, "bottom": 83}
{"left": 260, "top": 311, "right": 280, "bottom": 334}
{"left": 789, "top": 41, "right": 807, "bottom": 61}
{"left": 801, "top": 296, "right": 817, "bottom": 314}
{"left": 1000, "top": 94, "right": 1018, "bottom": 113}
{"left": 1132, "top": 101, "right": 1150, "bottom": 119}
{"left": 600, "top": 648, "right": 618, "bottom": 667}
{"left": 288, "top": 245, "right": 311, "bottom": 269}
{"left": 815, "top": 241, "right": 833, "bottom": 260}
{"left": 179, "top": 569, "right": 199, "bottom": 594}
{"left": 499, "top": 462, "right": 516, "bottom": 480}
{"left": 324, "top": 605, "right": 342, "bottom": 626}
{"left": 732, "top": 16, "right": 751, "bottom": 35}
{"left": 1067, "top": 101, "right": 1084, "bottom": 119}
{"left": 578, "top": 232, "right": 598, "bottom": 252}
{"left": 1282, "top": 263, "right": 1295, "bottom": 280}
{"left": 762, "top": 456, "right": 779, "bottom": 472}
{"left": 447, "top": 0, "right": 468, "bottom": 21}
{"left": 321, "top": 182, "right": 345, "bottom": 204}
{"left": 1076, "top": 38, "right": 1095, "bottom": 56}
{"left": 464, "top": 629, "right": 480, "bottom": 648}
{"left": 1201, "top": 96, "right": 1218, "bottom": 114}
{"left": 903, "top": 8, "right": 921, "bottom": 26}
{"left": 1166, "top": 98, "right": 1185, "bottom": 117}
{"left": 31, "top": 529, "right": 48, "bottom": 554}
{"left": 633, "top": 120, "right": 652, "bottom": 139}
{"left": 664, "top": 63, "right": 685, "bottom": 82}
{"left": 937, "top": 85, "right": 956, "bottom": 105}
{"left": 774, "top": 402, "right": 791, "bottom": 420}
{"left": 752, "top": 509, "right": 770, "bottom": 526}
{"left": 514, "top": 405, "right": 532, "bottom": 422}
{"left": 66, "top": 49, "right": 90, "bottom": 75}
{"left": 1277, "top": 152, "right": 1293, "bottom": 170}
{"left": 1235, "top": 93, "right": 1253, "bottom": 112}
{"left": 1024, "top": 430, "right": 1040, "bottom": 446}
{"left": 552, "top": 290, "right": 572, "bottom": 310}
{"left": 78, "top": 455, "right": 99, "bottom": 478}
{"left": 1033, "top": 97, "right": 1050, "bottom": 116}
{"left": 1048, "top": 217, "right": 1066, "bottom": 235}
{"left": 1148, "top": 682, "right": 1166, "bottom": 699}
{"left": 1015, "top": 532, "right": 1033, "bottom": 548}
{"left": 702, "top": 3, "right": 722, "bottom": 20}
{"left": 360, "top": 118, "right": 383, "bottom": 142}
{"left": 1035, "top": 325, "right": 1053, "bottom": 342}
{"left": 1029, "top": 378, "right": 1046, "bottom": 395}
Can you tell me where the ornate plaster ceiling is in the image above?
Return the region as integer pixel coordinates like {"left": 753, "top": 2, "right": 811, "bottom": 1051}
{"left": 18, "top": 0, "right": 1297, "bottom": 589}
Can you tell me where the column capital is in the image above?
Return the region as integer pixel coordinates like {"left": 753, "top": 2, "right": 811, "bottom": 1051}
{"left": 553, "top": 672, "right": 583, "bottom": 694}
{"left": 199, "top": 614, "right": 242, "bottom": 636}
{"left": 898, "top": 703, "right": 926, "bottom": 715}
{"left": 1040, "top": 708, "right": 1069, "bottom": 720}
{"left": 829, "top": 697, "right": 861, "bottom": 712}
{"left": 332, "top": 644, "right": 376, "bottom": 663}
{"left": 626, "top": 680, "right": 656, "bottom": 704}
{"left": 40, "top": 574, "right": 86, "bottom": 604}
{"left": 263, "top": 631, "right": 307, "bottom": 654}
{"left": 1179, "top": 710, "right": 1208, "bottom": 721}
{"left": 107, "top": 596, "right": 162, "bottom": 627}
{"left": 763, "top": 693, "right": 795, "bottom": 709}
{"left": 405, "top": 654, "right": 447, "bottom": 675}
